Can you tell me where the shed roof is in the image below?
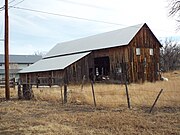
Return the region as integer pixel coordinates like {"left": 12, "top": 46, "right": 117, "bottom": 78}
{"left": 19, "top": 52, "right": 90, "bottom": 73}
{"left": 0, "top": 54, "right": 42, "bottom": 64}
{"left": 44, "top": 23, "right": 144, "bottom": 59}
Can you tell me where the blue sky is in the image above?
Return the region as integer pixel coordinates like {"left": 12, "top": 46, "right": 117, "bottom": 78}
{"left": 0, "top": 0, "right": 180, "bottom": 55}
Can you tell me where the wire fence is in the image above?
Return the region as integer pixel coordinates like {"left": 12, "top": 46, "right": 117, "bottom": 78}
{"left": 0, "top": 80, "right": 179, "bottom": 111}
{"left": 63, "top": 83, "right": 180, "bottom": 109}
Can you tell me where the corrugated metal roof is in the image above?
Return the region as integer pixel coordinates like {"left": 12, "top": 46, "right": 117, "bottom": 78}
{"left": 0, "top": 54, "right": 42, "bottom": 63}
{"left": 44, "top": 23, "right": 144, "bottom": 58}
{"left": 19, "top": 52, "right": 90, "bottom": 73}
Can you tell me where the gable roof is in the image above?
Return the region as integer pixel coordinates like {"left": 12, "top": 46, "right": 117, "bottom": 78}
{"left": 44, "top": 23, "right": 144, "bottom": 59}
{"left": 0, "top": 54, "right": 42, "bottom": 64}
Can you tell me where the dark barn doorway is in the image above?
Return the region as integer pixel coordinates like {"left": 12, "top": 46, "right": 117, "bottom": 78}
{"left": 94, "top": 56, "right": 110, "bottom": 81}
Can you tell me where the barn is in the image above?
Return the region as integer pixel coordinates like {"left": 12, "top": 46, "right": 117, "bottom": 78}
{"left": 19, "top": 23, "right": 162, "bottom": 85}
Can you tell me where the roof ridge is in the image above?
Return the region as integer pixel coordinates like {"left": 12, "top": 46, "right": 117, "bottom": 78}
{"left": 44, "top": 23, "right": 144, "bottom": 58}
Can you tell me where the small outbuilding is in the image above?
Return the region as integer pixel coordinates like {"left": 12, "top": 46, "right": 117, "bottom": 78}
{"left": 19, "top": 23, "right": 162, "bottom": 85}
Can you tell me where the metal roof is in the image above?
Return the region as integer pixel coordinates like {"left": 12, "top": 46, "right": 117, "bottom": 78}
{"left": 44, "top": 23, "right": 144, "bottom": 59}
{"left": 19, "top": 52, "right": 90, "bottom": 73}
{"left": 0, "top": 54, "right": 42, "bottom": 63}
{"left": 0, "top": 69, "right": 20, "bottom": 74}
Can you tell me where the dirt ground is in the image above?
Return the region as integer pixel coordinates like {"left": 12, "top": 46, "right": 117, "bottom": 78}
{"left": 0, "top": 100, "right": 179, "bottom": 135}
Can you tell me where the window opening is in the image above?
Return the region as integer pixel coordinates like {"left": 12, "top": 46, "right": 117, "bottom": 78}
{"left": 136, "top": 48, "right": 141, "bottom": 55}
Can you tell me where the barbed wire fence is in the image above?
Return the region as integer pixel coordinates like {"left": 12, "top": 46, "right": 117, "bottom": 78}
{"left": 1, "top": 75, "right": 179, "bottom": 112}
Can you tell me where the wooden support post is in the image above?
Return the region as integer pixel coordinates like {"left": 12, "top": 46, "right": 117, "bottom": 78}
{"left": 81, "top": 75, "right": 85, "bottom": 91}
{"left": 60, "top": 85, "right": 64, "bottom": 105}
{"left": 125, "top": 80, "right": 130, "bottom": 109}
{"left": 12, "top": 78, "right": 15, "bottom": 89}
{"left": 64, "top": 84, "right": 67, "bottom": 103}
{"left": 149, "top": 89, "right": 163, "bottom": 113}
{"left": 49, "top": 76, "right": 52, "bottom": 88}
{"left": 36, "top": 76, "right": 39, "bottom": 88}
{"left": 91, "top": 81, "right": 96, "bottom": 107}
{"left": 124, "top": 63, "right": 131, "bottom": 109}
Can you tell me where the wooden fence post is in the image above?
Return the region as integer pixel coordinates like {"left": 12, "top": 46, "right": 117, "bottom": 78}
{"left": 81, "top": 75, "right": 85, "bottom": 91}
{"left": 49, "top": 76, "right": 52, "bottom": 88}
{"left": 149, "top": 89, "right": 164, "bottom": 113}
{"left": 91, "top": 81, "right": 96, "bottom": 107}
{"left": 125, "top": 79, "right": 130, "bottom": 109}
{"left": 60, "top": 85, "right": 64, "bottom": 104}
{"left": 124, "top": 64, "right": 131, "bottom": 109}
{"left": 36, "top": 76, "right": 39, "bottom": 88}
{"left": 64, "top": 84, "right": 67, "bottom": 103}
{"left": 12, "top": 78, "right": 15, "bottom": 89}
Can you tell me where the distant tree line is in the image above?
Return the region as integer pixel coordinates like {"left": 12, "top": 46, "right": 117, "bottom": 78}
{"left": 34, "top": 51, "right": 47, "bottom": 57}
{"left": 160, "top": 39, "right": 180, "bottom": 71}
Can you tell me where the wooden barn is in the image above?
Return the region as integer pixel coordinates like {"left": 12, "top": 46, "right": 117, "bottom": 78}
{"left": 19, "top": 23, "right": 162, "bottom": 85}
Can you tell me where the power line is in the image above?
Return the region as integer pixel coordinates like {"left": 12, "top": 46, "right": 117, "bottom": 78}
{"left": 10, "top": 6, "right": 179, "bottom": 34}
{"left": 10, "top": 6, "right": 124, "bottom": 26}
{"left": 0, "top": 1, "right": 178, "bottom": 35}
{"left": 0, "top": 0, "right": 15, "bottom": 11}
{"left": 9, "top": 0, "right": 16, "bottom": 4}
{"left": 0, "top": 0, "right": 25, "bottom": 11}
{"left": 0, "top": 6, "right": 4, "bottom": 11}
{"left": 10, "top": 0, "right": 25, "bottom": 7}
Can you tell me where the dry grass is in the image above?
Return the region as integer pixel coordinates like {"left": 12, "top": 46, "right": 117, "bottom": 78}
{"left": 67, "top": 71, "right": 180, "bottom": 108}
{"left": 0, "top": 71, "right": 180, "bottom": 135}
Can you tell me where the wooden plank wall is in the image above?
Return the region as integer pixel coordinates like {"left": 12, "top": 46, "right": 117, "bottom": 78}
{"left": 128, "top": 24, "right": 161, "bottom": 83}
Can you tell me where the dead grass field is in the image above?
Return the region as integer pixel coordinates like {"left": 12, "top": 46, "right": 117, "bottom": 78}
{"left": 0, "top": 71, "right": 180, "bottom": 135}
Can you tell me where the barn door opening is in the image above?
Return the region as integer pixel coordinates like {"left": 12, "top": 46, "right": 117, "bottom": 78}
{"left": 94, "top": 56, "right": 110, "bottom": 80}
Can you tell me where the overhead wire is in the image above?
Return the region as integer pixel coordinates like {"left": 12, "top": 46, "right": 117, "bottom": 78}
{"left": 0, "top": 0, "right": 177, "bottom": 33}
{"left": 9, "top": 6, "right": 179, "bottom": 34}
{"left": 9, "top": 0, "right": 16, "bottom": 4}
{"left": 10, "top": 0, "right": 25, "bottom": 7}
{"left": 0, "top": 0, "right": 25, "bottom": 12}
{"left": 10, "top": 6, "right": 124, "bottom": 26}
{"left": 0, "top": 0, "right": 14, "bottom": 11}
{"left": 0, "top": 0, "right": 178, "bottom": 36}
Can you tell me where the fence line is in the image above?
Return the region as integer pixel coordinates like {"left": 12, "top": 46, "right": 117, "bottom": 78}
{"left": 0, "top": 78, "right": 16, "bottom": 88}
{"left": 64, "top": 87, "right": 179, "bottom": 108}
{"left": 15, "top": 76, "right": 180, "bottom": 109}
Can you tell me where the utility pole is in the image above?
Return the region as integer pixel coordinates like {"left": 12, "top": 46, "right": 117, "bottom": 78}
{"left": 4, "top": 0, "right": 10, "bottom": 100}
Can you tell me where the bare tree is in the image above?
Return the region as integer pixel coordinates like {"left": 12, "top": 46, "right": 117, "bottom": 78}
{"left": 33, "top": 51, "right": 47, "bottom": 57}
{"left": 168, "top": 0, "right": 180, "bottom": 29}
{"left": 160, "top": 38, "right": 180, "bottom": 71}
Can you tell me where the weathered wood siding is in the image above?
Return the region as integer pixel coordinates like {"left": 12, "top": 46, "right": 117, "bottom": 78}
{"left": 128, "top": 24, "right": 161, "bottom": 82}
{"left": 19, "top": 70, "right": 64, "bottom": 85}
